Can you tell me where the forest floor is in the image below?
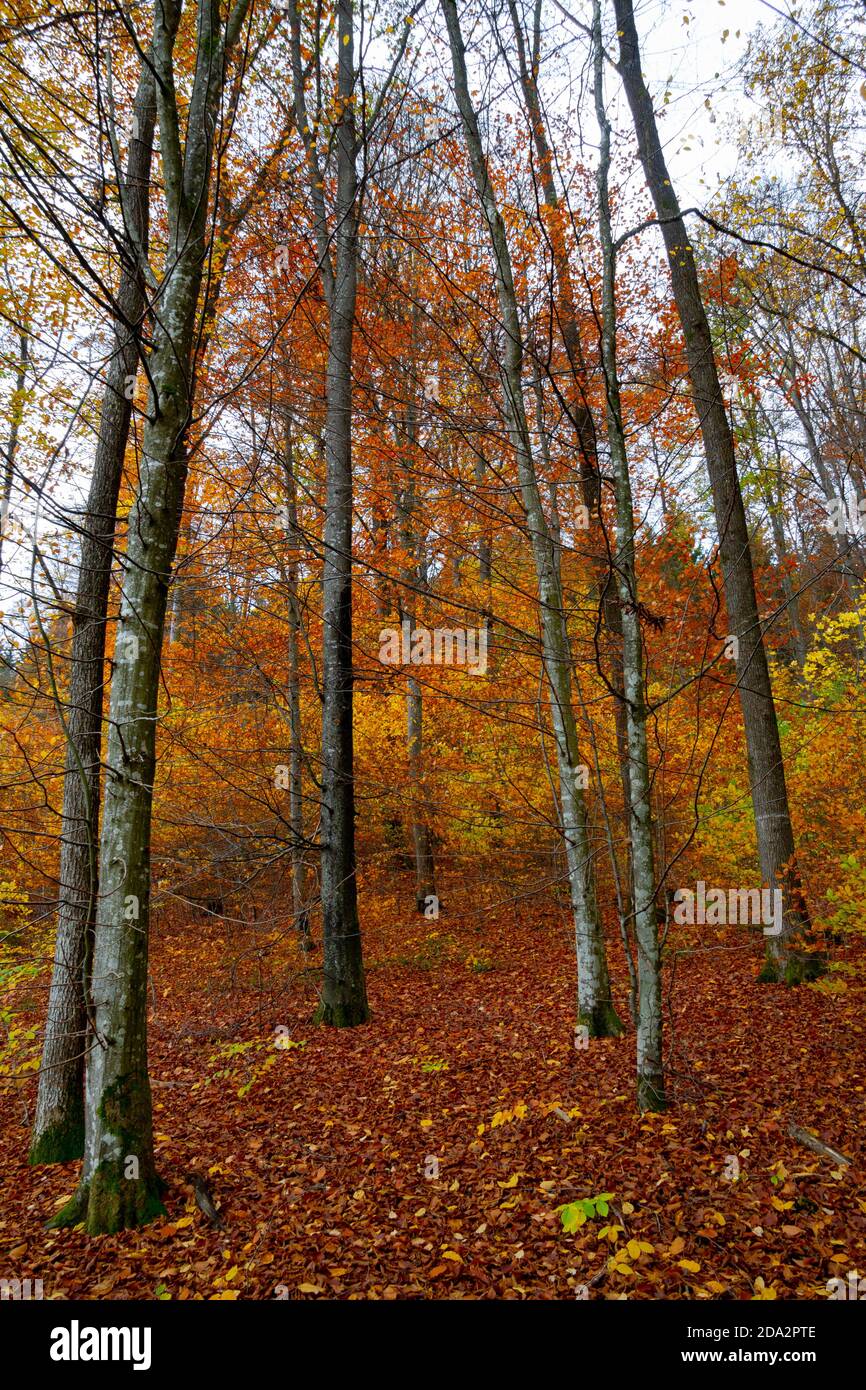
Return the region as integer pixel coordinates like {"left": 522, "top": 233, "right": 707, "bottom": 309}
{"left": 2, "top": 872, "right": 865, "bottom": 1300}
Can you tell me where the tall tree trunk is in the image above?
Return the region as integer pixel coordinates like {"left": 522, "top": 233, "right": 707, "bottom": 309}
{"left": 613, "top": 0, "right": 816, "bottom": 984}
{"left": 395, "top": 362, "right": 437, "bottom": 915}
{"left": 407, "top": 675, "right": 436, "bottom": 912}
{"left": 592, "top": 0, "right": 664, "bottom": 1108}
{"left": 441, "top": 0, "right": 621, "bottom": 1036}
{"left": 315, "top": 0, "right": 369, "bottom": 1025}
{"left": 506, "top": 0, "right": 634, "bottom": 931}
{"left": 30, "top": 64, "right": 157, "bottom": 1165}
{"left": 52, "top": 0, "right": 251, "bottom": 1233}
{"left": 281, "top": 416, "right": 310, "bottom": 948}
{"left": 0, "top": 330, "right": 29, "bottom": 576}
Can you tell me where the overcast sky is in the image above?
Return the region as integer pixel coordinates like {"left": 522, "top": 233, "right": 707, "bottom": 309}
{"left": 624, "top": 0, "right": 768, "bottom": 205}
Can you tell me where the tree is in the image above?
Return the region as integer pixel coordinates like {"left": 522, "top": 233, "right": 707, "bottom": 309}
{"left": 53, "top": 0, "right": 253, "bottom": 1234}
{"left": 441, "top": 0, "right": 621, "bottom": 1036}
{"left": 612, "top": 0, "right": 816, "bottom": 984}
{"left": 591, "top": 0, "right": 663, "bottom": 1107}
{"left": 30, "top": 50, "right": 160, "bottom": 1166}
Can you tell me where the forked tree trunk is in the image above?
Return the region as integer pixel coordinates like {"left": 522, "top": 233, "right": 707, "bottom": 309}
{"left": 52, "top": 0, "right": 252, "bottom": 1234}
{"left": 613, "top": 0, "right": 816, "bottom": 984}
{"left": 506, "top": 2, "right": 634, "bottom": 921}
{"left": 441, "top": 0, "right": 621, "bottom": 1036}
{"left": 592, "top": 1, "right": 664, "bottom": 1108}
{"left": 29, "top": 65, "right": 157, "bottom": 1167}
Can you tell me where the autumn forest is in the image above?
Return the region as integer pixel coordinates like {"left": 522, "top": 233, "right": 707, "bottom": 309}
{"left": 0, "top": 0, "right": 865, "bottom": 1332}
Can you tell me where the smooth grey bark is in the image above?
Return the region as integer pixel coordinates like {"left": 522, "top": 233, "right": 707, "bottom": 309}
{"left": 395, "top": 355, "right": 437, "bottom": 914}
{"left": 405, "top": 673, "right": 436, "bottom": 912}
{"left": 441, "top": 0, "right": 621, "bottom": 1035}
{"left": 281, "top": 416, "right": 311, "bottom": 949}
{"left": 613, "top": 0, "right": 816, "bottom": 984}
{"left": 289, "top": 0, "right": 369, "bottom": 1025}
{"left": 29, "top": 65, "right": 158, "bottom": 1167}
{"left": 506, "top": 0, "right": 634, "bottom": 931}
{"left": 52, "top": 0, "right": 252, "bottom": 1234}
{"left": 592, "top": 1, "right": 663, "bottom": 1108}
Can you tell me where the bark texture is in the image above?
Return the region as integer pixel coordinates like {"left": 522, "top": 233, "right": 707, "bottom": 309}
{"left": 30, "top": 64, "right": 157, "bottom": 1167}
{"left": 52, "top": 0, "right": 251, "bottom": 1232}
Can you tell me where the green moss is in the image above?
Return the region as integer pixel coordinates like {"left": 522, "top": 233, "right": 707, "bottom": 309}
{"left": 29, "top": 1115, "right": 84, "bottom": 1166}
{"left": 579, "top": 1000, "right": 624, "bottom": 1039}
{"left": 759, "top": 947, "right": 828, "bottom": 986}
{"left": 313, "top": 997, "right": 371, "bottom": 1027}
{"left": 638, "top": 1071, "right": 667, "bottom": 1113}
{"left": 85, "top": 1162, "right": 166, "bottom": 1235}
{"left": 46, "top": 1186, "right": 88, "bottom": 1230}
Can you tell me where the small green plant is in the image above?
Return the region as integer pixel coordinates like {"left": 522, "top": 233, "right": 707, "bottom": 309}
{"left": 465, "top": 952, "right": 493, "bottom": 973}
{"left": 558, "top": 1193, "right": 614, "bottom": 1232}
{"left": 419, "top": 1058, "right": 448, "bottom": 1073}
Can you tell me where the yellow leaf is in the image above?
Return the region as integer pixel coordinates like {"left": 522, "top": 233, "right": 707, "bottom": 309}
{"left": 679, "top": 1259, "right": 701, "bottom": 1274}
{"left": 627, "top": 1239, "right": 642, "bottom": 1260}
{"left": 441, "top": 1250, "right": 462, "bottom": 1262}
{"left": 175, "top": 1216, "right": 194, "bottom": 1229}
{"left": 498, "top": 1174, "right": 519, "bottom": 1189}
{"left": 297, "top": 1283, "right": 324, "bottom": 1294}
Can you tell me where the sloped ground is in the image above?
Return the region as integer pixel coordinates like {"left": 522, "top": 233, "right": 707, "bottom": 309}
{"left": 1, "top": 879, "right": 864, "bottom": 1300}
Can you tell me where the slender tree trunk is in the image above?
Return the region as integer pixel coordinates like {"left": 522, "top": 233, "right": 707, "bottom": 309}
{"left": 52, "top": 0, "right": 251, "bottom": 1233}
{"left": 281, "top": 417, "right": 310, "bottom": 949}
{"left": 315, "top": 0, "right": 369, "bottom": 1025}
{"left": 30, "top": 66, "right": 157, "bottom": 1165}
{"left": 592, "top": 1, "right": 664, "bottom": 1108}
{"left": 613, "top": 0, "right": 816, "bottom": 984}
{"left": 0, "top": 331, "right": 29, "bottom": 575}
{"left": 395, "top": 368, "right": 437, "bottom": 915}
{"left": 506, "top": 0, "right": 634, "bottom": 930}
{"left": 441, "top": 0, "right": 621, "bottom": 1036}
{"left": 407, "top": 675, "right": 436, "bottom": 911}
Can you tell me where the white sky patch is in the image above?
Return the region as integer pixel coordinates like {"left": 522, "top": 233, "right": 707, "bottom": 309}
{"left": 628, "top": 0, "right": 765, "bottom": 206}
